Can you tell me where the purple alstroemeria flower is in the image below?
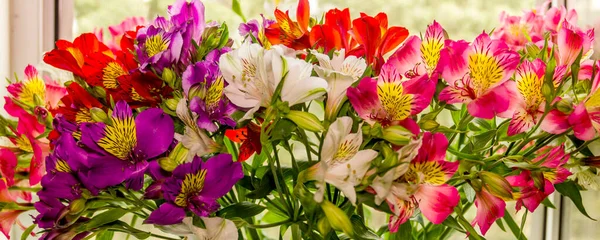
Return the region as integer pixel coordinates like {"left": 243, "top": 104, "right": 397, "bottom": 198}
{"left": 79, "top": 101, "right": 174, "bottom": 191}
{"left": 168, "top": 0, "right": 205, "bottom": 43}
{"left": 182, "top": 49, "right": 236, "bottom": 132}
{"left": 238, "top": 15, "right": 275, "bottom": 43}
{"left": 136, "top": 24, "right": 184, "bottom": 73}
{"left": 34, "top": 195, "right": 69, "bottom": 229}
{"left": 39, "top": 134, "right": 88, "bottom": 200}
{"left": 145, "top": 154, "right": 243, "bottom": 225}
{"left": 39, "top": 217, "right": 90, "bottom": 240}
{"left": 144, "top": 161, "right": 171, "bottom": 199}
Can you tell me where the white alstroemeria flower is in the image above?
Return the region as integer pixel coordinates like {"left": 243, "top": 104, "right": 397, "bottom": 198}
{"left": 370, "top": 137, "right": 422, "bottom": 205}
{"left": 158, "top": 217, "right": 238, "bottom": 240}
{"left": 569, "top": 166, "right": 600, "bottom": 190}
{"left": 311, "top": 49, "right": 367, "bottom": 120}
{"left": 309, "top": 116, "right": 378, "bottom": 205}
{"left": 219, "top": 42, "right": 328, "bottom": 119}
{"left": 176, "top": 98, "right": 219, "bottom": 161}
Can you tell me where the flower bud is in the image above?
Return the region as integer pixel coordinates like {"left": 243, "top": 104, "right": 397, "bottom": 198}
{"left": 382, "top": 125, "right": 412, "bottom": 145}
{"left": 321, "top": 200, "right": 353, "bottom": 237}
{"left": 542, "top": 81, "right": 554, "bottom": 102}
{"left": 480, "top": 171, "right": 513, "bottom": 201}
{"left": 419, "top": 119, "right": 440, "bottom": 131}
{"left": 165, "top": 98, "right": 180, "bottom": 112}
{"left": 556, "top": 99, "right": 573, "bottom": 114}
{"left": 188, "top": 84, "right": 206, "bottom": 100}
{"left": 90, "top": 107, "right": 108, "bottom": 123}
{"left": 582, "top": 156, "right": 600, "bottom": 168}
{"left": 91, "top": 86, "right": 106, "bottom": 98}
{"left": 68, "top": 198, "right": 87, "bottom": 215}
{"left": 317, "top": 217, "right": 331, "bottom": 235}
{"left": 531, "top": 171, "right": 546, "bottom": 190}
{"left": 525, "top": 43, "right": 540, "bottom": 58}
{"left": 285, "top": 110, "right": 324, "bottom": 132}
{"left": 33, "top": 94, "right": 44, "bottom": 106}
{"left": 369, "top": 123, "right": 384, "bottom": 138}
{"left": 158, "top": 157, "right": 180, "bottom": 172}
{"left": 162, "top": 68, "right": 177, "bottom": 88}
{"left": 169, "top": 143, "right": 189, "bottom": 165}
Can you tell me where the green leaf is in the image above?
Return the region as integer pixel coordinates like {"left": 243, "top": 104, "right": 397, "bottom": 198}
{"left": 541, "top": 197, "right": 556, "bottom": 209}
{"left": 390, "top": 222, "right": 412, "bottom": 240}
{"left": 442, "top": 216, "right": 465, "bottom": 233}
{"left": 231, "top": 0, "right": 247, "bottom": 22}
{"left": 350, "top": 215, "right": 379, "bottom": 240}
{"left": 555, "top": 181, "right": 596, "bottom": 220}
{"left": 96, "top": 230, "right": 115, "bottom": 240}
{"left": 217, "top": 201, "right": 266, "bottom": 219}
{"left": 463, "top": 184, "right": 476, "bottom": 203}
{"left": 20, "top": 224, "right": 36, "bottom": 240}
{"left": 246, "top": 171, "right": 276, "bottom": 199}
{"left": 495, "top": 218, "right": 506, "bottom": 232}
{"left": 502, "top": 210, "right": 528, "bottom": 240}
{"left": 77, "top": 209, "right": 128, "bottom": 233}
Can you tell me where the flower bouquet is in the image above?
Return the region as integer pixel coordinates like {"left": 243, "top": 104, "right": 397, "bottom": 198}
{"left": 1, "top": 0, "right": 599, "bottom": 239}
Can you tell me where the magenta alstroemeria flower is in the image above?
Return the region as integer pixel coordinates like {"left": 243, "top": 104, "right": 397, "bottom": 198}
{"left": 145, "top": 154, "right": 243, "bottom": 225}
{"left": 79, "top": 101, "right": 174, "bottom": 191}
{"left": 555, "top": 21, "right": 594, "bottom": 69}
{"left": 347, "top": 63, "right": 433, "bottom": 134}
{"left": 182, "top": 48, "right": 236, "bottom": 132}
{"left": 472, "top": 188, "right": 506, "bottom": 236}
{"left": 439, "top": 32, "right": 520, "bottom": 119}
{"left": 374, "top": 132, "right": 459, "bottom": 232}
{"left": 507, "top": 145, "right": 571, "bottom": 212}
{"left": 508, "top": 59, "right": 547, "bottom": 136}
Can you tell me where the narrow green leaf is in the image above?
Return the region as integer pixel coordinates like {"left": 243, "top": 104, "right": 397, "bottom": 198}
{"left": 217, "top": 201, "right": 266, "bottom": 219}
{"left": 96, "top": 230, "right": 115, "bottom": 240}
{"left": 77, "top": 209, "right": 128, "bottom": 233}
{"left": 350, "top": 215, "right": 379, "bottom": 240}
{"left": 390, "top": 221, "right": 412, "bottom": 240}
{"left": 442, "top": 216, "right": 465, "bottom": 233}
{"left": 502, "top": 210, "right": 528, "bottom": 240}
{"left": 555, "top": 181, "right": 596, "bottom": 220}
{"left": 231, "top": 0, "right": 247, "bottom": 22}
{"left": 20, "top": 224, "right": 36, "bottom": 240}
{"left": 541, "top": 197, "right": 556, "bottom": 209}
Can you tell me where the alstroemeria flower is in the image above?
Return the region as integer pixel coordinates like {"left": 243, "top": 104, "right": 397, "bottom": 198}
{"left": 39, "top": 133, "right": 89, "bottom": 201}
{"left": 182, "top": 48, "right": 236, "bottom": 132}
{"left": 380, "top": 132, "right": 459, "bottom": 232}
{"left": 136, "top": 25, "right": 184, "bottom": 73}
{"left": 555, "top": 21, "right": 594, "bottom": 69}
{"left": 439, "top": 32, "right": 520, "bottom": 119}
{"left": 219, "top": 42, "right": 327, "bottom": 119}
{"left": 264, "top": 0, "right": 311, "bottom": 50}
{"left": 95, "top": 16, "right": 146, "bottom": 52}
{"left": 158, "top": 217, "right": 238, "bottom": 240}
{"left": 307, "top": 117, "right": 378, "bottom": 204}
{"left": 145, "top": 154, "right": 243, "bottom": 225}
{"left": 6, "top": 65, "right": 66, "bottom": 110}
{"left": 347, "top": 63, "right": 432, "bottom": 134}
{"left": 491, "top": 11, "right": 544, "bottom": 50}
{"left": 309, "top": 8, "right": 354, "bottom": 52}
{"left": 176, "top": 99, "right": 220, "bottom": 161}
{"left": 311, "top": 49, "right": 367, "bottom": 120}
{"left": 52, "top": 82, "right": 104, "bottom": 124}
{"left": 543, "top": 5, "right": 578, "bottom": 34}
{"left": 34, "top": 195, "right": 70, "bottom": 229}
{"left": 0, "top": 179, "right": 27, "bottom": 239}
{"left": 472, "top": 188, "right": 506, "bottom": 235}
{"left": 348, "top": 12, "right": 409, "bottom": 73}
{"left": 508, "top": 59, "right": 547, "bottom": 136}
{"left": 225, "top": 122, "right": 262, "bottom": 162}
{"left": 507, "top": 145, "right": 571, "bottom": 212}
{"left": 79, "top": 101, "right": 174, "bottom": 191}
{"left": 44, "top": 33, "right": 112, "bottom": 77}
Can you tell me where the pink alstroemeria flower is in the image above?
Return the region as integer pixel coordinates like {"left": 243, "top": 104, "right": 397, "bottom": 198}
{"left": 6, "top": 65, "right": 66, "bottom": 111}
{"left": 543, "top": 5, "right": 578, "bottom": 34}
{"left": 472, "top": 188, "right": 506, "bottom": 235}
{"left": 508, "top": 59, "right": 547, "bottom": 136}
{"left": 379, "top": 133, "right": 459, "bottom": 232}
{"left": 492, "top": 11, "right": 544, "bottom": 50}
{"left": 0, "top": 179, "right": 30, "bottom": 239}
{"left": 439, "top": 32, "right": 520, "bottom": 119}
{"left": 555, "top": 21, "right": 594, "bottom": 69}
{"left": 507, "top": 145, "right": 571, "bottom": 212}
{"left": 347, "top": 63, "right": 433, "bottom": 134}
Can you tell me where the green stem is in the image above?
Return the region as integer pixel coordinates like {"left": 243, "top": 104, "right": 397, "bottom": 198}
{"left": 247, "top": 219, "right": 292, "bottom": 229}
{"left": 569, "top": 136, "right": 600, "bottom": 155}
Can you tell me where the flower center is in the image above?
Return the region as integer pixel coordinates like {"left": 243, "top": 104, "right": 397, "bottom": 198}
{"left": 403, "top": 161, "right": 446, "bottom": 185}
{"left": 377, "top": 81, "right": 413, "bottom": 121}
{"left": 420, "top": 37, "right": 443, "bottom": 73}
{"left": 15, "top": 134, "right": 33, "bottom": 152}
{"left": 332, "top": 140, "right": 359, "bottom": 163}
{"left": 145, "top": 34, "right": 168, "bottom": 57}
{"left": 468, "top": 53, "right": 504, "bottom": 96}
{"left": 75, "top": 108, "right": 94, "bottom": 123}
{"left": 97, "top": 115, "right": 137, "bottom": 160}
{"left": 206, "top": 76, "right": 224, "bottom": 111}
{"left": 19, "top": 77, "right": 46, "bottom": 105}
{"left": 517, "top": 71, "right": 544, "bottom": 110}
{"left": 55, "top": 159, "right": 72, "bottom": 173}
{"left": 102, "top": 62, "right": 127, "bottom": 89}
{"left": 175, "top": 169, "right": 208, "bottom": 207}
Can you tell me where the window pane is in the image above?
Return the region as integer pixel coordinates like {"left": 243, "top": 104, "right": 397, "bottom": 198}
{"left": 562, "top": 190, "right": 600, "bottom": 239}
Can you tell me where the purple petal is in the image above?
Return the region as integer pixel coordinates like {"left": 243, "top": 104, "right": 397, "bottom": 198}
{"left": 80, "top": 155, "right": 129, "bottom": 190}
{"left": 112, "top": 100, "right": 133, "bottom": 119}
{"left": 199, "top": 154, "right": 243, "bottom": 199}
{"left": 125, "top": 160, "right": 149, "bottom": 191}
{"left": 134, "top": 108, "right": 174, "bottom": 159}
{"left": 188, "top": 195, "right": 219, "bottom": 217}
{"left": 39, "top": 172, "right": 81, "bottom": 200}
{"left": 145, "top": 203, "right": 186, "bottom": 225}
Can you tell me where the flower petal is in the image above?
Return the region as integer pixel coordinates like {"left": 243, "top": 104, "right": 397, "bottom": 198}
{"left": 146, "top": 202, "right": 186, "bottom": 225}
{"left": 135, "top": 108, "right": 175, "bottom": 159}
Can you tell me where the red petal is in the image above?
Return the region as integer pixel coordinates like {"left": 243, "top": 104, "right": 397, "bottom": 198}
{"left": 379, "top": 26, "right": 409, "bottom": 56}
{"left": 351, "top": 16, "right": 382, "bottom": 64}
{"left": 297, "top": 0, "right": 310, "bottom": 33}
{"left": 310, "top": 25, "right": 342, "bottom": 51}
{"left": 43, "top": 49, "right": 84, "bottom": 76}
{"left": 225, "top": 128, "right": 248, "bottom": 143}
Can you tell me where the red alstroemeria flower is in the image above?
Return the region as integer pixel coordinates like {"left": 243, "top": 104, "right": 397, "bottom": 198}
{"left": 348, "top": 12, "right": 409, "bottom": 73}
{"left": 264, "top": 0, "right": 311, "bottom": 50}
{"left": 127, "top": 70, "right": 174, "bottom": 107}
{"left": 82, "top": 49, "right": 138, "bottom": 102}
{"left": 44, "top": 33, "right": 112, "bottom": 77}
{"left": 225, "top": 122, "right": 262, "bottom": 161}
{"left": 52, "top": 82, "right": 104, "bottom": 124}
